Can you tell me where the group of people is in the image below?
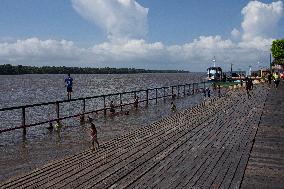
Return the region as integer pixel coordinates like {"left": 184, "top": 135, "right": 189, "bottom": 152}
{"left": 63, "top": 73, "right": 181, "bottom": 151}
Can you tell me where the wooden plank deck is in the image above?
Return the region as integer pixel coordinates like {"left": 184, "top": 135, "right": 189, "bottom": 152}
{"left": 241, "top": 84, "right": 284, "bottom": 189}
{"left": 0, "top": 84, "right": 273, "bottom": 189}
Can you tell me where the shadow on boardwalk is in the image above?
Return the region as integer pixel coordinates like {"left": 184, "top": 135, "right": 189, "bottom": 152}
{"left": 1, "top": 84, "right": 283, "bottom": 189}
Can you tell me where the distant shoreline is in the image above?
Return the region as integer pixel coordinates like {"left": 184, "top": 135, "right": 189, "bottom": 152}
{"left": 0, "top": 64, "right": 189, "bottom": 75}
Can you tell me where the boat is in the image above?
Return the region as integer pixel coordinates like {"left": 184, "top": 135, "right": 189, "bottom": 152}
{"left": 207, "top": 56, "right": 223, "bottom": 81}
{"left": 207, "top": 67, "right": 223, "bottom": 81}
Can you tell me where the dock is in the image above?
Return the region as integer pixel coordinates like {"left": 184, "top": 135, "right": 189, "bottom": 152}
{"left": 1, "top": 84, "right": 283, "bottom": 189}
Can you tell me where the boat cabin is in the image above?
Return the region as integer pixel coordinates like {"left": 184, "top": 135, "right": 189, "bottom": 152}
{"left": 207, "top": 67, "right": 223, "bottom": 81}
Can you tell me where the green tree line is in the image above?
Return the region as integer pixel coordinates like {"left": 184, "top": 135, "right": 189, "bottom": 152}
{"left": 271, "top": 39, "right": 284, "bottom": 65}
{"left": 0, "top": 64, "right": 189, "bottom": 75}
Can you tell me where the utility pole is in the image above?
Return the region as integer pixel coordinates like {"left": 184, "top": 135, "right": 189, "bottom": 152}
{"left": 270, "top": 53, "right": 272, "bottom": 73}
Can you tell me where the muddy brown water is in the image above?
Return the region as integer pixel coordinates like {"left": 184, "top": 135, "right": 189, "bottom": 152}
{"left": 0, "top": 73, "right": 217, "bottom": 182}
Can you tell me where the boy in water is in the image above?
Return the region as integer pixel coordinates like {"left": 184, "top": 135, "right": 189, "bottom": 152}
{"left": 134, "top": 96, "right": 139, "bottom": 109}
{"left": 109, "top": 101, "right": 115, "bottom": 114}
{"left": 65, "top": 73, "right": 73, "bottom": 100}
{"left": 88, "top": 116, "right": 99, "bottom": 151}
{"left": 171, "top": 102, "right": 177, "bottom": 112}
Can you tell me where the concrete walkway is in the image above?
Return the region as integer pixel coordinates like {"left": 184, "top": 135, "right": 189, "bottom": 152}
{"left": 0, "top": 84, "right": 283, "bottom": 189}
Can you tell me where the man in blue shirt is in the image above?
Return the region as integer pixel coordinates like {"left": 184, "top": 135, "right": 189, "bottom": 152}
{"left": 65, "top": 73, "right": 73, "bottom": 100}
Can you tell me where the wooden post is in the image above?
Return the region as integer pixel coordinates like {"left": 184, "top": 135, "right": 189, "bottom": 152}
{"left": 177, "top": 85, "right": 180, "bottom": 97}
{"left": 171, "top": 86, "right": 174, "bottom": 96}
{"left": 103, "top": 96, "right": 106, "bottom": 115}
{"left": 203, "top": 82, "right": 206, "bottom": 89}
{"left": 56, "top": 101, "right": 60, "bottom": 124}
{"left": 120, "top": 93, "right": 123, "bottom": 111}
{"left": 197, "top": 83, "right": 199, "bottom": 92}
{"left": 80, "top": 99, "right": 85, "bottom": 123}
{"left": 155, "top": 88, "right": 158, "bottom": 103}
{"left": 192, "top": 83, "right": 195, "bottom": 94}
{"left": 22, "top": 107, "right": 26, "bottom": 136}
{"left": 183, "top": 85, "right": 186, "bottom": 96}
{"left": 163, "top": 87, "right": 166, "bottom": 101}
{"left": 146, "top": 89, "right": 149, "bottom": 105}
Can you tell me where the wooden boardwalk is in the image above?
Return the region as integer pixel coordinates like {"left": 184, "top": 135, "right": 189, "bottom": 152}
{"left": 0, "top": 84, "right": 280, "bottom": 189}
{"left": 241, "top": 84, "right": 284, "bottom": 189}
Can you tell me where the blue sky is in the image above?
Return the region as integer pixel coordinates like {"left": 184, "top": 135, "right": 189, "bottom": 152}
{"left": 0, "top": 0, "right": 283, "bottom": 71}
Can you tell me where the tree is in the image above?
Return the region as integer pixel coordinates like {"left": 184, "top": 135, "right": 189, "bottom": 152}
{"left": 271, "top": 39, "right": 284, "bottom": 65}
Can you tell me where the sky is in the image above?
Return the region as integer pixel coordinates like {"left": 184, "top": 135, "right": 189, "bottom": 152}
{"left": 0, "top": 0, "right": 283, "bottom": 71}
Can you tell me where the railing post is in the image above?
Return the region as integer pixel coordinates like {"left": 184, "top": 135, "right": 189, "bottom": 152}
{"left": 103, "top": 96, "right": 106, "bottom": 115}
{"left": 171, "top": 86, "right": 174, "bottom": 96}
{"left": 22, "top": 107, "right": 26, "bottom": 136}
{"left": 146, "top": 89, "right": 149, "bottom": 105}
{"left": 120, "top": 93, "right": 123, "bottom": 111}
{"left": 163, "top": 87, "right": 166, "bottom": 101}
{"left": 56, "top": 101, "right": 60, "bottom": 124}
{"left": 177, "top": 85, "right": 180, "bottom": 97}
{"left": 155, "top": 88, "right": 158, "bottom": 103}
{"left": 197, "top": 83, "right": 199, "bottom": 93}
{"left": 192, "top": 83, "right": 195, "bottom": 94}
{"left": 203, "top": 82, "right": 206, "bottom": 89}
{"left": 183, "top": 85, "right": 186, "bottom": 96}
{"left": 80, "top": 99, "right": 85, "bottom": 123}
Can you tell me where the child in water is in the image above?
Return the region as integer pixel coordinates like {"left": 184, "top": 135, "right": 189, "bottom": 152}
{"left": 88, "top": 116, "right": 99, "bottom": 150}
{"left": 171, "top": 102, "right": 177, "bottom": 112}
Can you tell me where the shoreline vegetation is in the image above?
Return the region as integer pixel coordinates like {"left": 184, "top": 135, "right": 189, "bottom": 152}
{"left": 0, "top": 64, "right": 189, "bottom": 75}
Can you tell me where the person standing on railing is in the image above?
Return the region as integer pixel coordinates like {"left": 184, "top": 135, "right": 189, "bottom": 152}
{"left": 65, "top": 73, "right": 73, "bottom": 100}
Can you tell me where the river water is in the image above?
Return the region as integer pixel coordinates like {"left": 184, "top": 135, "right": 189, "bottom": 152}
{"left": 0, "top": 73, "right": 212, "bottom": 182}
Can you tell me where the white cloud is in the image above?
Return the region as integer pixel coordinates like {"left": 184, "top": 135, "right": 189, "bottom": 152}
{"left": 231, "top": 28, "right": 241, "bottom": 39}
{"left": 0, "top": 36, "right": 248, "bottom": 70}
{"left": 241, "top": 0, "right": 283, "bottom": 41}
{"left": 71, "top": 0, "right": 148, "bottom": 41}
{"left": 0, "top": 38, "right": 84, "bottom": 66}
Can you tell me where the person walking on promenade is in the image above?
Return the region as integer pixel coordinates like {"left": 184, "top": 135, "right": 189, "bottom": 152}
{"left": 273, "top": 72, "right": 280, "bottom": 89}
{"left": 65, "top": 73, "right": 73, "bottom": 100}
{"left": 245, "top": 77, "right": 252, "bottom": 98}
{"left": 267, "top": 72, "right": 272, "bottom": 87}
{"left": 88, "top": 116, "right": 99, "bottom": 150}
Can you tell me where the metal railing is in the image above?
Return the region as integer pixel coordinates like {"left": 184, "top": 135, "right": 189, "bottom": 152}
{"left": 0, "top": 82, "right": 208, "bottom": 135}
